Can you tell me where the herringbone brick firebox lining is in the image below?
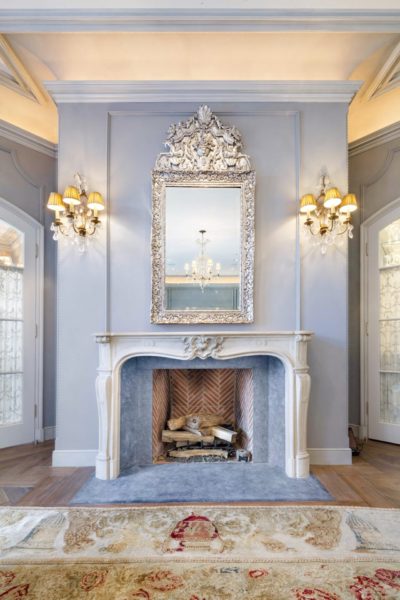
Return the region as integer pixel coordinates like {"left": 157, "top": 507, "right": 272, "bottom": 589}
{"left": 152, "top": 369, "right": 254, "bottom": 461}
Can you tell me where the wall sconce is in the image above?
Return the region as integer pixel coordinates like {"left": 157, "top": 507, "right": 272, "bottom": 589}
{"left": 47, "top": 173, "right": 105, "bottom": 253}
{"left": 299, "top": 174, "right": 358, "bottom": 254}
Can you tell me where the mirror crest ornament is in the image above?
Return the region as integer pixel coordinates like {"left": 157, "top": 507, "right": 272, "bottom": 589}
{"left": 151, "top": 105, "right": 255, "bottom": 324}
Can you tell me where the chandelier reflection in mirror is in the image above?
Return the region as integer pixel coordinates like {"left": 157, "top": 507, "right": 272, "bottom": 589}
{"left": 184, "top": 229, "right": 221, "bottom": 292}
{"left": 299, "top": 173, "right": 358, "bottom": 255}
{"left": 46, "top": 173, "right": 105, "bottom": 253}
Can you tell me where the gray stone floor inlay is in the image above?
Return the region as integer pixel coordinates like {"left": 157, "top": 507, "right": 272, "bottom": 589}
{"left": 71, "top": 463, "right": 332, "bottom": 504}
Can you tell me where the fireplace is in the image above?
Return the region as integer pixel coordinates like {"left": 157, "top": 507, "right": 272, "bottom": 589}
{"left": 152, "top": 368, "right": 254, "bottom": 463}
{"left": 94, "top": 332, "right": 312, "bottom": 479}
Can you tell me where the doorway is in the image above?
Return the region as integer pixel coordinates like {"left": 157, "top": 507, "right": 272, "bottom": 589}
{"left": 0, "top": 198, "right": 43, "bottom": 448}
{"left": 362, "top": 199, "right": 400, "bottom": 444}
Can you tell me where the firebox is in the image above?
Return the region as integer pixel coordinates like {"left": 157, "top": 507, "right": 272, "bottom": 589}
{"left": 152, "top": 368, "right": 254, "bottom": 463}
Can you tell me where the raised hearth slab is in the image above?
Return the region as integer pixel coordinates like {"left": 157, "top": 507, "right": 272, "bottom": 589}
{"left": 71, "top": 462, "right": 331, "bottom": 504}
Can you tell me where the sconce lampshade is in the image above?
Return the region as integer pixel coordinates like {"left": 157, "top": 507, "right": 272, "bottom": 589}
{"left": 299, "top": 194, "right": 317, "bottom": 213}
{"left": 47, "top": 192, "right": 65, "bottom": 212}
{"left": 323, "top": 187, "right": 342, "bottom": 209}
{"left": 87, "top": 191, "right": 105, "bottom": 211}
{"left": 340, "top": 193, "right": 358, "bottom": 213}
{"left": 63, "top": 185, "right": 81, "bottom": 206}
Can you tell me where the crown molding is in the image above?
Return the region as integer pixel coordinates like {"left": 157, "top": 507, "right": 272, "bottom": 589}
{"left": 0, "top": 118, "right": 57, "bottom": 158}
{"left": 349, "top": 120, "right": 400, "bottom": 157}
{"left": 44, "top": 80, "right": 362, "bottom": 104}
{"left": 1, "top": 9, "right": 400, "bottom": 33}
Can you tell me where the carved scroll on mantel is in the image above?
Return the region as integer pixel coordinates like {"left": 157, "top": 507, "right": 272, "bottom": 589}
{"left": 94, "top": 331, "right": 313, "bottom": 481}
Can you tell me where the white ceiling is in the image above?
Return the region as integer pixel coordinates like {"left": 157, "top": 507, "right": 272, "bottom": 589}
{"left": 0, "top": 5, "right": 400, "bottom": 143}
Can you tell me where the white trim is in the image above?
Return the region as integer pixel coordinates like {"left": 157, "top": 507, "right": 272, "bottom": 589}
{"left": 0, "top": 34, "right": 46, "bottom": 105}
{"left": 52, "top": 449, "right": 97, "bottom": 467}
{"left": 44, "top": 426, "right": 56, "bottom": 440}
{"left": 349, "top": 121, "right": 400, "bottom": 157}
{"left": 93, "top": 331, "right": 312, "bottom": 480}
{"left": 1, "top": 9, "right": 400, "bottom": 33}
{"left": 360, "top": 197, "right": 400, "bottom": 445}
{"left": 0, "top": 119, "right": 57, "bottom": 158}
{"left": 33, "top": 224, "right": 44, "bottom": 445}
{"left": 309, "top": 448, "right": 352, "bottom": 465}
{"left": 361, "top": 40, "right": 400, "bottom": 102}
{"left": 44, "top": 80, "right": 362, "bottom": 105}
{"left": 0, "top": 197, "right": 44, "bottom": 448}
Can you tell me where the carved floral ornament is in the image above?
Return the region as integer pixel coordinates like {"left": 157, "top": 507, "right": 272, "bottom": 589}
{"left": 154, "top": 104, "right": 252, "bottom": 173}
{"left": 183, "top": 335, "right": 225, "bottom": 360}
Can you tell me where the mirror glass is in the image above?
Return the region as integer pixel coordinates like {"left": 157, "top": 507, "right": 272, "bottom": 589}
{"left": 165, "top": 186, "right": 241, "bottom": 311}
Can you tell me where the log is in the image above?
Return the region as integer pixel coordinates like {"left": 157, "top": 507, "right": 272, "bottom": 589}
{"left": 183, "top": 425, "right": 202, "bottom": 436}
{"left": 162, "top": 430, "right": 214, "bottom": 443}
{"left": 168, "top": 448, "right": 228, "bottom": 459}
{"left": 211, "top": 426, "right": 237, "bottom": 444}
{"left": 167, "top": 414, "right": 226, "bottom": 431}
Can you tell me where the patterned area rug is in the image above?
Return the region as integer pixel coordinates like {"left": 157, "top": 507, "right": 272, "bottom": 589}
{"left": 1, "top": 505, "right": 400, "bottom": 598}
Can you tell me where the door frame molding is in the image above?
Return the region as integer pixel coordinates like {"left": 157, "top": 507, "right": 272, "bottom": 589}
{"left": 360, "top": 196, "right": 400, "bottom": 441}
{"left": 0, "top": 196, "right": 44, "bottom": 443}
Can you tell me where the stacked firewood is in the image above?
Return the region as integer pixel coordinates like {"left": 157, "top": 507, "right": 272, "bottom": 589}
{"left": 162, "top": 413, "right": 238, "bottom": 461}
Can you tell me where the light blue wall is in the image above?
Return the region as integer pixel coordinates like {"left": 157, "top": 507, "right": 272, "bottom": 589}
{"left": 55, "top": 101, "right": 349, "bottom": 455}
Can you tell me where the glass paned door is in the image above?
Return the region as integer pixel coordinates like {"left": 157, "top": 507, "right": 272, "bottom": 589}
{"left": 367, "top": 207, "right": 400, "bottom": 444}
{"left": 0, "top": 204, "right": 40, "bottom": 449}
{"left": 0, "top": 220, "right": 24, "bottom": 427}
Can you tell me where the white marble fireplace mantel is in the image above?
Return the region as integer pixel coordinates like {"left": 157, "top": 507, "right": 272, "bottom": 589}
{"left": 94, "top": 331, "right": 313, "bottom": 480}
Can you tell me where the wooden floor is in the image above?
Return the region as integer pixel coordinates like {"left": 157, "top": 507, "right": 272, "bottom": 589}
{"left": 0, "top": 439, "right": 399, "bottom": 507}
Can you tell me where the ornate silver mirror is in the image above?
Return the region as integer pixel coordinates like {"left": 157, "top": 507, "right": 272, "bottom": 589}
{"left": 151, "top": 105, "right": 255, "bottom": 324}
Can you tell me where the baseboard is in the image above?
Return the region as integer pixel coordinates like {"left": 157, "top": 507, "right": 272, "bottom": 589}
{"left": 308, "top": 448, "right": 352, "bottom": 465}
{"left": 52, "top": 449, "right": 97, "bottom": 467}
{"left": 44, "top": 426, "right": 56, "bottom": 441}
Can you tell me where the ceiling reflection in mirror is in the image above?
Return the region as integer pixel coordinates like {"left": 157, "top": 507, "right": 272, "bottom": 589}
{"left": 165, "top": 186, "right": 241, "bottom": 311}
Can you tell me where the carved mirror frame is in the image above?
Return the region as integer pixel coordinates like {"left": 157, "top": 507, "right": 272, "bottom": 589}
{"left": 151, "top": 105, "right": 255, "bottom": 324}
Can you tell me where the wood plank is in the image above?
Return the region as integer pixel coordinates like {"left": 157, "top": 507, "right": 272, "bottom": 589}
{"left": 311, "top": 466, "right": 364, "bottom": 503}
{"left": 167, "top": 414, "right": 226, "bottom": 431}
{"left": 162, "top": 430, "right": 214, "bottom": 443}
{"left": 210, "top": 426, "right": 237, "bottom": 443}
{"left": 339, "top": 471, "right": 398, "bottom": 508}
{"left": 168, "top": 449, "right": 228, "bottom": 459}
